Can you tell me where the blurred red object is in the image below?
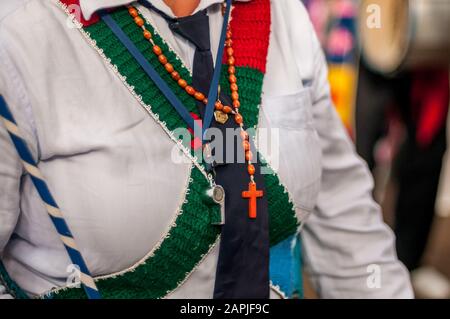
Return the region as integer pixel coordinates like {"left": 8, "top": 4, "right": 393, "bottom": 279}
{"left": 411, "top": 69, "right": 449, "bottom": 148}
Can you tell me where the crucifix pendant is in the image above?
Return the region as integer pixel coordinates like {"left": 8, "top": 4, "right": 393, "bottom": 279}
{"left": 242, "top": 182, "right": 264, "bottom": 219}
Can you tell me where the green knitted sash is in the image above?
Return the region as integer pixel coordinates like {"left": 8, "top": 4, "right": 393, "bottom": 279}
{"left": 45, "top": 5, "right": 299, "bottom": 299}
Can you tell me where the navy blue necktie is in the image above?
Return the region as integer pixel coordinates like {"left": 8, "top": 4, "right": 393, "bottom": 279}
{"left": 140, "top": 1, "right": 270, "bottom": 298}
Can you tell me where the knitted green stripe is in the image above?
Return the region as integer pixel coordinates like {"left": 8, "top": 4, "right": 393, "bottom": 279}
{"left": 47, "top": 7, "right": 299, "bottom": 299}
{"left": 264, "top": 171, "right": 299, "bottom": 246}
{"left": 219, "top": 65, "right": 264, "bottom": 130}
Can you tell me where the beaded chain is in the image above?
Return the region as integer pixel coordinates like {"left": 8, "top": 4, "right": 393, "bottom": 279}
{"left": 127, "top": 3, "right": 264, "bottom": 219}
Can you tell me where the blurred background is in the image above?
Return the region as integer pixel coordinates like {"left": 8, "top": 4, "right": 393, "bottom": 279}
{"left": 301, "top": 0, "right": 450, "bottom": 299}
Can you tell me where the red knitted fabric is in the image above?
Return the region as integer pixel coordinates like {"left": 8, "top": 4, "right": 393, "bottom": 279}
{"left": 60, "top": 0, "right": 100, "bottom": 26}
{"left": 224, "top": 0, "right": 271, "bottom": 74}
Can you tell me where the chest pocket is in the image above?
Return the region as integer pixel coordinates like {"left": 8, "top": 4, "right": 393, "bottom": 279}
{"left": 258, "top": 88, "right": 322, "bottom": 218}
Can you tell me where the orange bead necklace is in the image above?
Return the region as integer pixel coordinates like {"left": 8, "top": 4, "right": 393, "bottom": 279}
{"left": 127, "top": 4, "right": 263, "bottom": 219}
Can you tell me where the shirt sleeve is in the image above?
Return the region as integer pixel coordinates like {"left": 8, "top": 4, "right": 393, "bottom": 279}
{"left": 0, "top": 0, "right": 39, "bottom": 260}
{"left": 0, "top": 23, "right": 38, "bottom": 256}
{"left": 301, "top": 22, "right": 414, "bottom": 298}
{"left": 0, "top": 65, "right": 21, "bottom": 258}
{"left": 0, "top": 41, "right": 21, "bottom": 300}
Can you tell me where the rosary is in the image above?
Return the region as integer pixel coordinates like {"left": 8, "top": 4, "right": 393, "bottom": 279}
{"left": 127, "top": 2, "right": 264, "bottom": 220}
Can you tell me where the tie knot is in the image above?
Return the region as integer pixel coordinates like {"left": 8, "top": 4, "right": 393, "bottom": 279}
{"left": 169, "top": 10, "right": 211, "bottom": 52}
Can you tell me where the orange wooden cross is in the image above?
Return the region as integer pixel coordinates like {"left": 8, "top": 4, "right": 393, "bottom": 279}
{"left": 242, "top": 182, "right": 264, "bottom": 219}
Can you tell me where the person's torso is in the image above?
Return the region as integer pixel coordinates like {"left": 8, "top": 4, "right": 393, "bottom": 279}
{"left": 1, "top": 0, "right": 322, "bottom": 298}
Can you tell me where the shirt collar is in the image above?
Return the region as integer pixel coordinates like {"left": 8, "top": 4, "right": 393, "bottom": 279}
{"left": 79, "top": 0, "right": 250, "bottom": 20}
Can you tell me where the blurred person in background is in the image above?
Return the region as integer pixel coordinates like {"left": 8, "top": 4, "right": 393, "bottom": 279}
{"left": 354, "top": 0, "right": 450, "bottom": 298}
{"left": 304, "top": 0, "right": 450, "bottom": 298}
{"left": 356, "top": 66, "right": 449, "bottom": 272}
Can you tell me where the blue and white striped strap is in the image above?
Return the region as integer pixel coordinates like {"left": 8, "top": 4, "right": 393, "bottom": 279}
{"left": 0, "top": 95, "right": 101, "bottom": 299}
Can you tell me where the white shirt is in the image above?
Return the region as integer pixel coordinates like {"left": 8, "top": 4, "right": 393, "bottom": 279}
{"left": 0, "top": 0, "right": 413, "bottom": 298}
